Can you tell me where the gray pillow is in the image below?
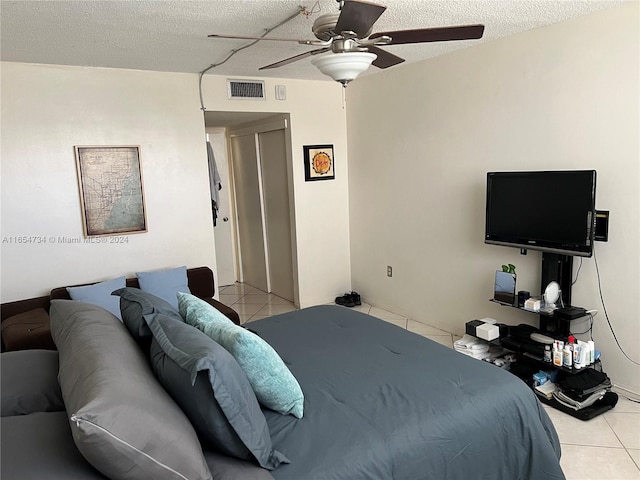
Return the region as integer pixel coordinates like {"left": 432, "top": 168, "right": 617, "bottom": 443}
{"left": 111, "top": 287, "right": 183, "bottom": 347}
{"left": 49, "top": 299, "right": 212, "bottom": 480}
{"left": 146, "top": 313, "right": 288, "bottom": 470}
{"left": 1, "top": 349, "right": 64, "bottom": 417}
{"left": 1, "top": 412, "right": 106, "bottom": 479}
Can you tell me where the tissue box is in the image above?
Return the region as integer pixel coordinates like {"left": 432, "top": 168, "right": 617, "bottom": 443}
{"left": 524, "top": 298, "right": 541, "bottom": 312}
{"left": 476, "top": 323, "right": 500, "bottom": 341}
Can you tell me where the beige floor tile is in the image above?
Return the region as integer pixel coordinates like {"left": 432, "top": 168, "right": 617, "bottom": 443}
{"left": 238, "top": 314, "right": 253, "bottom": 325}
{"left": 369, "top": 306, "right": 407, "bottom": 322}
{"left": 407, "top": 319, "right": 451, "bottom": 336}
{"left": 424, "top": 334, "right": 454, "bottom": 349}
{"left": 235, "top": 293, "right": 271, "bottom": 304}
{"left": 560, "top": 444, "right": 640, "bottom": 480}
{"left": 545, "top": 407, "right": 623, "bottom": 448}
{"left": 351, "top": 303, "right": 372, "bottom": 314}
{"left": 628, "top": 449, "right": 640, "bottom": 469}
{"left": 267, "top": 295, "right": 293, "bottom": 305}
{"left": 219, "top": 283, "right": 260, "bottom": 295}
{"left": 613, "top": 395, "right": 640, "bottom": 414}
{"left": 230, "top": 303, "right": 264, "bottom": 316}
{"left": 219, "top": 293, "right": 244, "bottom": 304}
{"left": 604, "top": 412, "right": 640, "bottom": 449}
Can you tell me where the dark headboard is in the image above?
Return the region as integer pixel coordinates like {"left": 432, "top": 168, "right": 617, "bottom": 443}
{"left": 1, "top": 295, "right": 51, "bottom": 321}
{"left": 49, "top": 266, "right": 216, "bottom": 302}
{"left": 2, "top": 266, "right": 218, "bottom": 322}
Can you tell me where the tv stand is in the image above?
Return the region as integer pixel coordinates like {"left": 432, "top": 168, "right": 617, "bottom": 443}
{"left": 539, "top": 252, "right": 574, "bottom": 336}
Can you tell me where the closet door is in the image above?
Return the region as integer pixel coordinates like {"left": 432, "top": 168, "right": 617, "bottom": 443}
{"left": 259, "top": 129, "right": 294, "bottom": 302}
{"left": 229, "top": 134, "right": 268, "bottom": 292}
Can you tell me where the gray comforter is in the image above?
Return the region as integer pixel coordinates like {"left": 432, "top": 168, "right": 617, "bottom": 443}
{"left": 251, "top": 305, "right": 565, "bottom": 480}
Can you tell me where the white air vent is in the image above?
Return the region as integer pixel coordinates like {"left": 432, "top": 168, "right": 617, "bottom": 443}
{"left": 227, "top": 80, "right": 266, "bottom": 100}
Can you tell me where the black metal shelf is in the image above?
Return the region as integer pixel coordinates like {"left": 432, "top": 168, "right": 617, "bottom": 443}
{"left": 489, "top": 298, "right": 588, "bottom": 320}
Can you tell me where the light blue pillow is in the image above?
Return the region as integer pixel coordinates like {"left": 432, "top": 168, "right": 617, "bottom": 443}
{"left": 67, "top": 276, "right": 126, "bottom": 320}
{"left": 178, "top": 292, "right": 304, "bottom": 418}
{"left": 136, "top": 266, "right": 190, "bottom": 309}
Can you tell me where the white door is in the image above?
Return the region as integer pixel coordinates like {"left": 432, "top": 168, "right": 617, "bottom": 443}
{"left": 207, "top": 130, "right": 236, "bottom": 287}
{"left": 259, "top": 129, "right": 294, "bottom": 302}
{"left": 230, "top": 133, "right": 268, "bottom": 292}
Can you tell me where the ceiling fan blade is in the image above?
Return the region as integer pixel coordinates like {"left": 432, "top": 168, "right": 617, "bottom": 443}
{"left": 335, "top": 0, "right": 387, "bottom": 38}
{"left": 370, "top": 24, "right": 485, "bottom": 45}
{"left": 368, "top": 46, "right": 405, "bottom": 69}
{"left": 208, "top": 33, "right": 314, "bottom": 45}
{"left": 259, "top": 48, "right": 330, "bottom": 70}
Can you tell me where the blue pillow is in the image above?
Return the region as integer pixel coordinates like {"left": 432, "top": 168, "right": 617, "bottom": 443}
{"left": 146, "top": 313, "right": 289, "bottom": 470}
{"left": 178, "top": 292, "right": 304, "bottom": 418}
{"left": 136, "top": 266, "right": 190, "bottom": 309}
{"left": 67, "top": 276, "right": 125, "bottom": 320}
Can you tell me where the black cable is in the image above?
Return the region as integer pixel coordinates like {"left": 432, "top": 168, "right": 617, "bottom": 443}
{"left": 571, "top": 256, "right": 583, "bottom": 285}
{"left": 593, "top": 248, "right": 640, "bottom": 365}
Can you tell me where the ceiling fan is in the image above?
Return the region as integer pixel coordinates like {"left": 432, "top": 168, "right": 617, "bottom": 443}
{"left": 209, "top": 0, "right": 484, "bottom": 86}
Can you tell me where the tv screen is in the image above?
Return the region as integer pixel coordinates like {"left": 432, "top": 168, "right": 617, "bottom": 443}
{"left": 485, "top": 170, "right": 597, "bottom": 257}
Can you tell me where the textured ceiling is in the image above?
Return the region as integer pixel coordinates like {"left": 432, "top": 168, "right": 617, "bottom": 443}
{"left": 0, "top": 0, "right": 625, "bottom": 82}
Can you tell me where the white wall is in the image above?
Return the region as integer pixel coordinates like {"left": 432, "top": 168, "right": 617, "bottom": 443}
{"left": 200, "top": 76, "right": 351, "bottom": 308}
{"left": 346, "top": 4, "right": 639, "bottom": 393}
{"left": 1, "top": 64, "right": 351, "bottom": 308}
{"left": 1, "top": 64, "right": 215, "bottom": 299}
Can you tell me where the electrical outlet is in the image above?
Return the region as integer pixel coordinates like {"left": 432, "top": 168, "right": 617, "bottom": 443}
{"left": 387, "top": 266, "right": 393, "bottom": 277}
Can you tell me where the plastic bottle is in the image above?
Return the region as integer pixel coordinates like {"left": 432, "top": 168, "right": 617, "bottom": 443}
{"left": 573, "top": 343, "right": 582, "bottom": 368}
{"left": 563, "top": 344, "right": 572, "bottom": 368}
{"left": 553, "top": 341, "right": 564, "bottom": 366}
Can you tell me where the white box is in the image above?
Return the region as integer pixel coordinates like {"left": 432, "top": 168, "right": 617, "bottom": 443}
{"left": 476, "top": 323, "right": 500, "bottom": 341}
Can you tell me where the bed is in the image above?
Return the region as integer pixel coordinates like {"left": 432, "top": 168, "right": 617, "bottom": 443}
{"left": 252, "top": 305, "right": 564, "bottom": 480}
{"left": 2, "top": 300, "right": 564, "bottom": 480}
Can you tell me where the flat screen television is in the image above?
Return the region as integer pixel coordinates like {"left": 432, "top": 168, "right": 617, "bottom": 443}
{"left": 485, "top": 170, "right": 597, "bottom": 257}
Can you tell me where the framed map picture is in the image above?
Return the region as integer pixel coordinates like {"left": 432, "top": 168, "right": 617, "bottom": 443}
{"left": 74, "top": 146, "right": 147, "bottom": 237}
{"left": 303, "top": 144, "right": 335, "bottom": 181}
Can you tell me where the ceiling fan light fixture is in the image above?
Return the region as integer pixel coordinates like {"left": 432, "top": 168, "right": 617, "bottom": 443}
{"left": 311, "top": 51, "right": 376, "bottom": 86}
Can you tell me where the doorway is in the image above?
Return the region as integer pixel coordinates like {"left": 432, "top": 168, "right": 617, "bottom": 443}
{"left": 205, "top": 129, "right": 236, "bottom": 287}
{"left": 204, "top": 112, "right": 297, "bottom": 305}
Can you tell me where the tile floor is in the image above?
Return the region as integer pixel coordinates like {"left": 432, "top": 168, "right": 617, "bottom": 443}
{"left": 219, "top": 283, "right": 640, "bottom": 480}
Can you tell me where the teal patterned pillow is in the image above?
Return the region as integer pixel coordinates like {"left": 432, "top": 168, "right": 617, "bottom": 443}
{"left": 178, "top": 293, "right": 304, "bottom": 418}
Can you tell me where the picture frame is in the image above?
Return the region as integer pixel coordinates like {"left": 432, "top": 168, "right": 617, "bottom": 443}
{"left": 303, "top": 144, "right": 335, "bottom": 181}
{"left": 74, "top": 145, "right": 147, "bottom": 237}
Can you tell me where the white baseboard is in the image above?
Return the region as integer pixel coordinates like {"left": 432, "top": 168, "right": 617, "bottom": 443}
{"left": 612, "top": 383, "right": 640, "bottom": 402}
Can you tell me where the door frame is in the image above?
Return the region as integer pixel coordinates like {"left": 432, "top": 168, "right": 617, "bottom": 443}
{"left": 205, "top": 127, "right": 238, "bottom": 288}
{"left": 227, "top": 114, "right": 299, "bottom": 307}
